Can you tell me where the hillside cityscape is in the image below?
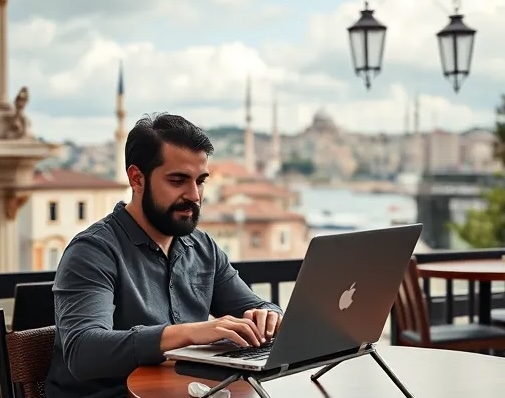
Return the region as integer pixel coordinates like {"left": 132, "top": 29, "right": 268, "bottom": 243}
{"left": 37, "top": 108, "right": 501, "bottom": 186}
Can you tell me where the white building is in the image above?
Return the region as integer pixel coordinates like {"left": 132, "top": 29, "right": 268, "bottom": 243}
{"left": 17, "top": 169, "right": 129, "bottom": 271}
{"left": 15, "top": 62, "right": 131, "bottom": 271}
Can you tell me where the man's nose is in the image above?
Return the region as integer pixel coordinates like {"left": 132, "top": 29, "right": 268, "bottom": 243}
{"left": 184, "top": 182, "right": 201, "bottom": 203}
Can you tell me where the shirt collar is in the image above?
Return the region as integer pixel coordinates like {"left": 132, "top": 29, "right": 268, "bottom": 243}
{"left": 112, "top": 202, "right": 195, "bottom": 249}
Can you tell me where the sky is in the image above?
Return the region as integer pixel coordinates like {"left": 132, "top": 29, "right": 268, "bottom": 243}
{"left": 7, "top": 0, "right": 505, "bottom": 143}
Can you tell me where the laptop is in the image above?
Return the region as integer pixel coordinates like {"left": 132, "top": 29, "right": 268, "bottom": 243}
{"left": 164, "top": 223, "right": 422, "bottom": 374}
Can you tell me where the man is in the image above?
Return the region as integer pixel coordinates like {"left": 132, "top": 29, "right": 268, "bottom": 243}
{"left": 45, "top": 113, "right": 283, "bottom": 398}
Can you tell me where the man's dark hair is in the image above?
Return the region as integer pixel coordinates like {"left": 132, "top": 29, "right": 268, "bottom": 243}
{"left": 125, "top": 113, "right": 214, "bottom": 176}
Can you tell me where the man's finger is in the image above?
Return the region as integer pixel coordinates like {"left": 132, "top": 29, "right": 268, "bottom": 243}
{"left": 243, "top": 310, "right": 254, "bottom": 321}
{"left": 265, "top": 312, "right": 279, "bottom": 338}
{"left": 275, "top": 314, "right": 283, "bottom": 334}
{"left": 236, "top": 317, "right": 263, "bottom": 343}
{"left": 216, "top": 326, "right": 249, "bottom": 347}
{"left": 232, "top": 322, "right": 261, "bottom": 347}
{"left": 253, "top": 310, "right": 268, "bottom": 342}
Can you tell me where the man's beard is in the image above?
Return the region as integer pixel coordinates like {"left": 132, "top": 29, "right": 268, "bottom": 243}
{"left": 142, "top": 178, "right": 201, "bottom": 236}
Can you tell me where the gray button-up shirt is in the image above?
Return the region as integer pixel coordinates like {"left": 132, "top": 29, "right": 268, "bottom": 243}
{"left": 45, "top": 202, "right": 282, "bottom": 398}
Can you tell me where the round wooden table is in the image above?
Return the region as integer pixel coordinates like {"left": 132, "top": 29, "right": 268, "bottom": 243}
{"left": 127, "top": 345, "right": 505, "bottom": 397}
{"left": 417, "top": 259, "right": 505, "bottom": 324}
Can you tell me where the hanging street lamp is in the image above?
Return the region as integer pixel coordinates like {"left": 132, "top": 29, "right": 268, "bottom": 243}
{"left": 347, "top": 1, "right": 387, "bottom": 90}
{"left": 436, "top": 0, "right": 476, "bottom": 93}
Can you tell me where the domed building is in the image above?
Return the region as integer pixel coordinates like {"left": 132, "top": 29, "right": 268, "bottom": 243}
{"left": 286, "top": 109, "right": 357, "bottom": 180}
{"left": 311, "top": 108, "right": 338, "bottom": 133}
{"left": 304, "top": 108, "right": 340, "bottom": 138}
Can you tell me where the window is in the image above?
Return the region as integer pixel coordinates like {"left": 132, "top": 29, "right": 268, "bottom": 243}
{"left": 251, "top": 231, "right": 262, "bottom": 248}
{"left": 280, "top": 231, "right": 286, "bottom": 245}
{"left": 278, "top": 228, "right": 291, "bottom": 250}
{"left": 78, "top": 201, "right": 86, "bottom": 221}
{"left": 49, "top": 202, "right": 58, "bottom": 221}
{"left": 48, "top": 248, "right": 59, "bottom": 269}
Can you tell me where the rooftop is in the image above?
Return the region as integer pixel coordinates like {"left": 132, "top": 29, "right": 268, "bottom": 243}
{"left": 30, "top": 169, "right": 129, "bottom": 190}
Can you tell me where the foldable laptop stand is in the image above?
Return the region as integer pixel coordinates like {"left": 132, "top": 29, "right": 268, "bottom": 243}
{"left": 174, "top": 344, "right": 415, "bottom": 398}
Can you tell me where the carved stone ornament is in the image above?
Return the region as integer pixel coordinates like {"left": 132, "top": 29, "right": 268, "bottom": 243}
{"left": 0, "top": 86, "right": 34, "bottom": 140}
{"left": 5, "top": 190, "right": 30, "bottom": 220}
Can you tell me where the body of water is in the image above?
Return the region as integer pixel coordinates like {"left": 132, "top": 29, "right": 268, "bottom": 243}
{"left": 293, "top": 186, "right": 417, "bottom": 233}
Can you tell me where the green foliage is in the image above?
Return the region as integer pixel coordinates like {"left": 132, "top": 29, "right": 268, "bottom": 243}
{"left": 450, "top": 94, "right": 505, "bottom": 248}
{"left": 449, "top": 187, "right": 505, "bottom": 248}
{"left": 494, "top": 95, "right": 505, "bottom": 166}
{"left": 281, "top": 157, "right": 315, "bottom": 175}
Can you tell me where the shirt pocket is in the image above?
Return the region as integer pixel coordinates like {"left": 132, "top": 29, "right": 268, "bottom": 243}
{"left": 189, "top": 270, "right": 214, "bottom": 287}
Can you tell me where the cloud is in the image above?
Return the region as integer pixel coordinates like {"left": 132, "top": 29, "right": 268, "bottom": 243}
{"left": 6, "top": 0, "right": 504, "bottom": 144}
{"left": 11, "top": 0, "right": 163, "bottom": 20}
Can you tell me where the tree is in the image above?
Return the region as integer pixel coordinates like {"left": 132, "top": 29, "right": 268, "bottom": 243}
{"left": 450, "top": 95, "right": 505, "bottom": 248}
{"left": 450, "top": 188, "right": 505, "bottom": 248}
{"left": 494, "top": 94, "right": 505, "bottom": 166}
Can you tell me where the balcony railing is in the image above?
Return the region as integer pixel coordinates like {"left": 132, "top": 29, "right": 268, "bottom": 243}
{"left": 0, "top": 248, "right": 504, "bottom": 344}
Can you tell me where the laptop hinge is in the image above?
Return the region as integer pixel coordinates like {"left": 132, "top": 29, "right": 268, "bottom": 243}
{"left": 359, "top": 342, "right": 373, "bottom": 352}
{"left": 279, "top": 364, "right": 289, "bottom": 375}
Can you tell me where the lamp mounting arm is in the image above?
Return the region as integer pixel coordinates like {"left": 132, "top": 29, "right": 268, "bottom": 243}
{"left": 453, "top": 0, "right": 462, "bottom": 13}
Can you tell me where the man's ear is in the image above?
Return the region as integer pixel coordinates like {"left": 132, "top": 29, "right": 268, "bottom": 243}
{"left": 127, "top": 165, "right": 144, "bottom": 194}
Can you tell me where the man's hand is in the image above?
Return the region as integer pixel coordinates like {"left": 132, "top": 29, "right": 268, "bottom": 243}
{"left": 243, "top": 309, "right": 282, "bottom": 342}
{"left": 161, "top": 315, "right": 265, "bottom": 352}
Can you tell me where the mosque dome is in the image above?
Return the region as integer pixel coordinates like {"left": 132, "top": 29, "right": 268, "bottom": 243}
{"left": 312, "top": 108, "right": 337, "bottom": 131}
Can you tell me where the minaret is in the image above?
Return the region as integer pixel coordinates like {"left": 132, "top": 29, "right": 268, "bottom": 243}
{"left": 271, "top": 93, "right": 281, "bottom": 175}
{"left": 413, "top": 94, "right": 423, "bottom": 173}
{"left": 404, "top": 99, "right": 410, "bottom": 135}
{"left": 244, "top": 74, "right": 256, "bottom": 173}
{"left": 0, "top": 0, "right": 9, "bottom": 109}
{"left": 115, "top": 61, "right": 128, "bottom": 184}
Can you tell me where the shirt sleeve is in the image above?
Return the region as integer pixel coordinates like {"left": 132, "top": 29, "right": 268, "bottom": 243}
{"left": 53, "top": 234, "right": 167, "bottom": 381}
{"left": 209, "top": 241, "right": 284, "bottom": 318}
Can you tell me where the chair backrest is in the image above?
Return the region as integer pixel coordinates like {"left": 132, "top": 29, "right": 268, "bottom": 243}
{"left": 0, "top": 308, "right": 55, "bottom": 398}
{"left": 0, "top": 308, "right": 14, "bottom": 398}
{"left": 393, "top": 256, "right": 432, "bottom": 345}
{"left": 12, "top": 282, "right": 55, "bottom": 331}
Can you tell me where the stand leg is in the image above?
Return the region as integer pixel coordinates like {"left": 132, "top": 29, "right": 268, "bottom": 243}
{"left": 310, "top": 361, "right": 340, "bottom": 381}
{"left": 201, "top": 373, "right": 242, "bottom": 398}
{"left": 246, "top": 376, "right": 272, "bottom": 398}
{"left": 370, "top": 350, "right": 415, "bottom": 398}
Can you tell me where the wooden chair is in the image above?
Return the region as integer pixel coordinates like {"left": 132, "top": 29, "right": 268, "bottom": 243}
{"left": 0, "top": 308, "right": 55, "bottom": 398}
{"left": 393, "top": 257, "right": 505, "bottom": 351}
{"left": 11, "top": 282, "right": 55, "bottom": 332}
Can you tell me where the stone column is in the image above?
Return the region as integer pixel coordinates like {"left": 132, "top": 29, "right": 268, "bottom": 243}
{"left": 0, "top": 190, "right": 24, "bottom": 272}
{"left": 0, "top": 0, "right": 8, "bottom": 109}
{"left": 0, "top": 141, "right": 60, "bottom": 271}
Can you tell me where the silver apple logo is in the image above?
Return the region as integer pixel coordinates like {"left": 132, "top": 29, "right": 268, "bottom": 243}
{"left": 339, "top": 282, "right": 356, "bottom": 311}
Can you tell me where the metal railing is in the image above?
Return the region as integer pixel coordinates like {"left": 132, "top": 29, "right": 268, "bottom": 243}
{"left": 0, "top": 248, "right": 504, "bottom": 344}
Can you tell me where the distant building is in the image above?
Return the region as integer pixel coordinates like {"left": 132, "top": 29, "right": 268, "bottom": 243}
{"left": 425, "top": 129, "right": 461, "bottom": 172}
{"left": 205, "top": 159, "right": 260, "bottom": 203}
{"left": 219, "top": 182, "right": 298, "bottom": 210}
{"left": 460, "top": 128, "right": 502, "bottom": 173}
{"left": 283, "top": 110, "right": 357, "bottom": 180}
{"left": 17, "top": 169, "right": 129, "bottom": 271}
{"left": 199, "top": 202, "right": 308, "bottom": 261}
{"left": 201, "top": 158, "right": 308, "bottom": 260}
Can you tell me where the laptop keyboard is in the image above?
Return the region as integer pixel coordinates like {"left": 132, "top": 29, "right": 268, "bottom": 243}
{"left": 213, "top": 339, "right": 274, "bottom": 361}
